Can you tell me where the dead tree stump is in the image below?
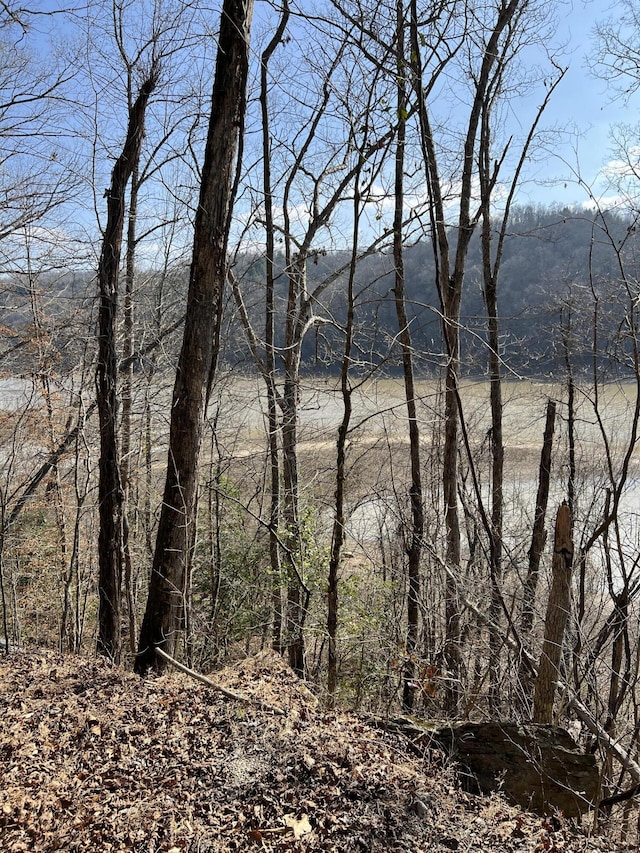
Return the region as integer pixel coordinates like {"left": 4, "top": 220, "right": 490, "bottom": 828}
{"left": 533, "top": 501, "right": 573, "bottom": 724}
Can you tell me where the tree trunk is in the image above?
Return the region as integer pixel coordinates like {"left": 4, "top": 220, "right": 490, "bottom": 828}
{"left": 533, "top": 501, "right": 573, "bottom": 724}
{"left": 280, "top": 255, "right": 310, "bottom": 677}
{"left": 480, "top": 197, "right": 503, "bottom": 713}
{"left": 394, "top": 6, "right": 424, "bottom": 712}
{"left": 326, "top": 142, "right": 364, "bottom": 705}
{"left": 135, "top": 0, "right": 254, "bottom": 675}
{"left": 409, "top": 0, "right": 525, "bottom": 714}
{"left": 326, "top": 274, "right": 354, "bottom": 705}
{"left": 518, "top": 398, "right": 555, "bottom": 706}
{"left": 259, "top": 3, "right": 289, "bottom": 654}
{"left": 96, "top": 74, "right": 156, "bottom": 662}
{"left": 120, "top": 164, "right": 138, "bottom": 658}
{"left": 282, "top": 356, "right": 305, "bottom": 676}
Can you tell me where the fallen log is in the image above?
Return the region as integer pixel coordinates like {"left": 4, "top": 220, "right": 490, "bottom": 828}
{"left": 433, "top": 720, "right": 598, "bottom": 817}
{"left": 371, "top": 716, "right": 598, "bottom": 817}
{"left": 426, "top": 545, "right": 640, "bottom": 786}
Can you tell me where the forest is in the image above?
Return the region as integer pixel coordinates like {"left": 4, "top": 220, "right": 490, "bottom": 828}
{"left": 3, "top": 0, "right": 640, "bottom": 847}
{"left": 2, "top": 204, "right": 637, "bottom": 377}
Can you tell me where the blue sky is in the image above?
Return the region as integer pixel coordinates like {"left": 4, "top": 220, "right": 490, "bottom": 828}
{"left": 518, "top": 0, "right": 640, "bottom": 207}
{"left": 31, "top": 1, "right": 640, "bottom": 190}
{"left": 39, "top": 0, "right": 637, "bottom": 209}
{"left": 7, "top": 0, "right": 639, "bottom": 269}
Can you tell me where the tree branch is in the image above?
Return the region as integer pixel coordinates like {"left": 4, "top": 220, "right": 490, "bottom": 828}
{"left": 154, "top": 647, "right": 284, "bottom": 716}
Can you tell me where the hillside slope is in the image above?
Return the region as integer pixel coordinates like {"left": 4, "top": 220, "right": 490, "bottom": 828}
{"left": 0, "top": 650, "right": 621, "bottom": 852}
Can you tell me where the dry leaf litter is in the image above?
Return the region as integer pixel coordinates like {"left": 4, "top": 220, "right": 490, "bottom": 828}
{"left": 0, "top": 649, "right": 626, "bottom": 852}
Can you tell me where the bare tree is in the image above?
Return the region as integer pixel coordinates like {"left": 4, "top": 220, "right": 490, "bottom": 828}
{"left": 594, "top": 0, "right": 640, "bottom": 99}
{"left": 136, "top": 0, "right": 255, "bottom": 675}
{"left": 407, "top": 0, "right": 518, "bottom": 712}
{"left": 232, "top": 6, "right": 398, "bottom": 676}
{"left": 73, "top": 0, "right": 215, "bottom": 660}
{"left": 406, "top": 0, "right": 563, "bottom": 713}
{"left": 0, "top": 2, "right": 78, "bottom": 262}
{"left": 324, "top": 16, "right": 397, "bottom": 704}
{"left": 258, "top": 0, "right": 290, "bottom": 655}
{"left": 393, "top": 0, "right": 423, "bottom": 712}
{"left": 95, "top": 69, "right": 157, "bottom": 662}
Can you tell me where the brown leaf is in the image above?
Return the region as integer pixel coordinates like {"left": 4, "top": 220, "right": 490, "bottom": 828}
{"left": 283, "top": 813, "right": 312, "bottom": 839}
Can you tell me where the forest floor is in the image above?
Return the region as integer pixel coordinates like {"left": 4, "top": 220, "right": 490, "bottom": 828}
{"left": 0, "top": 648, "right": 628, "bottom": 852}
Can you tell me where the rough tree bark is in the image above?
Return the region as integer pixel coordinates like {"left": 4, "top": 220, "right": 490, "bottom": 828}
{"left": 395, "top": 2, "right": 423, "bottom": 712}
{"left": 135, "top": 0, "right": 254, "bottom": 675}
{"left": 120, "top": 163, "right": 139, "bottom": 658}
{"left": 533, "top": 501, "right": 573, "bottom": 724}
{"left": 518, "top": 398, "right": 555, "bottom": 706}
{"left": 259, "top": 1, "right": 290, "bottom": 655}
{"left": 96, "top": 73, "right": 156, "bottom": 662}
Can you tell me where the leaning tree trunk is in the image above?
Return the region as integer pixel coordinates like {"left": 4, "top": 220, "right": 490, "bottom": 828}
{"left": 533, "top": 501, "right": 573, "bottom": 724}
{"left": 135, "top": 0, "right": 254, "bottom": 675}
{"left": 96, "top": 74, "right": 156, "bottom": 662}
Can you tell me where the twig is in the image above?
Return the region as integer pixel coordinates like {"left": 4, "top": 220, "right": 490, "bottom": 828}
{"left": 425, "top": 543, "right": 640, "bottom": 784}
{"left": 598, "top": 782, "right": 640, "bottom": 810}
{"left": 155, "top": 647, "right": 285, "bottom": 716}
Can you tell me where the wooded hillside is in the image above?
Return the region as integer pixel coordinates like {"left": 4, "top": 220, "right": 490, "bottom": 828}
{"left": 0, "top": 650, "right": 621, "bottom": 852}
{"left": 3, "top": 0, "right": 640, "bottom": 846}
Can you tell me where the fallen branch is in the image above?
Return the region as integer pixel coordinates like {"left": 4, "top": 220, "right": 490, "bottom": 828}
{"left": 5, "top": 400, "right": 97, "bottom": 534}
{"left": 4, "top": 316, "right": 185, "bottom": 536}
{"left": 154, "top": 647, "right": 285, "bottom": 716}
